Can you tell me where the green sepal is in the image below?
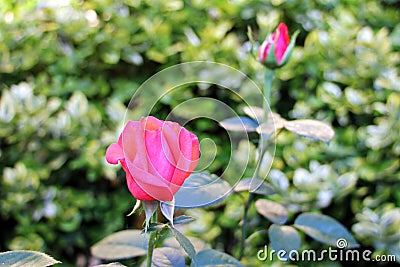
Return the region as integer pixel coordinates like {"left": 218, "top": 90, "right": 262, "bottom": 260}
{"left": 262, "top": 42, "right": 279, "bottom": 69}
{"left": 160, "top": 200, "right": 175, "bottom": 227}
{"left": 247, "top": 26, "right": 258, "bottom": 61}
{"left": 279, "top": 30, "right": 299, "bottom": 67}
{"left": 142, "top": 200, "right": 158, "bottom": 233}
{"left": 126, "top": 200, "right": 141, "bottom": 216}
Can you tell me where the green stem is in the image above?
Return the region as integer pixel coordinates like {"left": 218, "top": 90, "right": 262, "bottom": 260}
{"left": 263, "top": 69, "right": 274, "bottom": 114}
{"left": 239, "top": 193, "right": 255, "bottom": 260}
{"left": 239, "top": 69, "right": 274, "bottom": 260}
{"left": 146, "top": 209, "right": 158, "bottom": 267}
{"left": 146, "top": 233, "right": 155, "bottom": 267}
{"left": 238, "top": 135, "right": 267, "bottom": 260}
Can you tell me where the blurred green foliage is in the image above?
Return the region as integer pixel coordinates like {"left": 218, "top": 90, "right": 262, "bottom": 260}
{"left": 0, "top": 0, "right": 399, "bottom": 266}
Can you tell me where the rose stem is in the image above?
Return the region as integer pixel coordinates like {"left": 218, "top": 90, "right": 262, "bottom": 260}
{"left": 239, "top": 68, "right": 274, "bottom": 260}
{"left": 146, "top": 206, "right": 159, "bottom": 267}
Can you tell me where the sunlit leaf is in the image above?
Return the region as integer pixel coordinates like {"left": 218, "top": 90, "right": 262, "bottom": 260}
{"left": 255, "top": 199, "right": 288, "bottom": 225}
{"left": 234, "top": 178, "right": 275, "bottom": 195}
{"left": 174, "top": 172, "right": 232, "bottom": 208}
{"left": 284, "top": 119, "right": 334, "bottom": 143}
{"left": 257, "top": 112, "right": 286, "bottom": 137}
{"left": 173, "top": 215, "right": 196, "bottom": 225}
{"left": 151, "top": 247, "right": 185, "bottom": 267}
{"left": 168, "top": 227, "right": 197, "bottom": 265}
{"left": 219, "top": 117, "right": 258, "bottom": 132}
{"left": 192, "top": 249, "right": 244, "bottom": 267}
{"left": 294, "top": 213, "right": 359, "bottom": 248}
{"left": 163, "top": 236, "right": 210, "bottom": 253}
{"left": 242, "top": 106, "right": 264, "bottom": 124}
{"left": 91, "top": 230, "right": 149, "bottom": 260}
{"left": 257, "top": 113, "right": 335, "bottom": 143}
{"left": 268, "top": 225, "right": 301, "bottom": 260}
{"left": 0, "top": 250, "right": 60, "bottom": 267}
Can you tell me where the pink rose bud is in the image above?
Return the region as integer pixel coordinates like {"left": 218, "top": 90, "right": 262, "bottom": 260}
{"left": 257, "top": 23, "right": 297, "bottom": 68}
{"left": 106, "top": 116, "right": 200, "bottom": 201}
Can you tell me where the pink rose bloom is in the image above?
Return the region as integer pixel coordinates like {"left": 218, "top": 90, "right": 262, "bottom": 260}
{"left": 106, "top": 116, "right": 200, "bottom": 201}
{"left": 258, "top": 23, "right": 291, "bottom": 66}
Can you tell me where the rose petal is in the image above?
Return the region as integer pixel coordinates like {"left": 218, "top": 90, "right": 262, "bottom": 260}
{"left": 169, "top": 130, "right": 200, "bottom": 192}
{"left": 180, "top": 128, "right": 200, "bottom": 163}
{"left": 105, "top": 143, "right": 123, "bottom": 164}
{"left": 163, "top": 122, "right": 199, "bottom": 172}
{"left": 189, "top": 133, "right": 200, "bottom": 170}
{"left": 160, "top": 122, "right": 181, "bottom": 165}
{"left": 274, "top": 23, "right": 290, "bottom": 64}
{"left": 143, "top": 116, "right": 163, "bottom": 130}
{"left": 122, "top": 120, "right": 148, "bottom": 170}
{"left": 107, "top": 116, "right": 199, "bottom": 201}
{"left": 258, "top": 39, "right": 271, "bottom": 62}
{"left": 144, "top": 120, "right": 176, "bottom": 182}
{"left": 125, "top": 158, "right": 175, "bottom": 201}
{"left": 122, "top": 163, "right": 154, "bottom": 200}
